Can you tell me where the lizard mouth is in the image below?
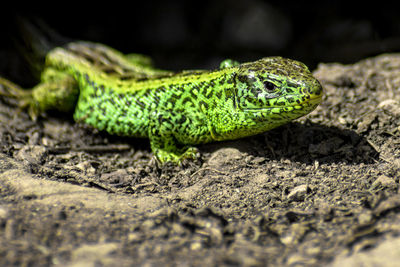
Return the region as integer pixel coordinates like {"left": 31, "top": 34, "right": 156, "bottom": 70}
{"left": 243, "top": 94, "right": 323, "bottom": 112}
{"left": 307, "top": 94, "right": 323, "bottom": 105}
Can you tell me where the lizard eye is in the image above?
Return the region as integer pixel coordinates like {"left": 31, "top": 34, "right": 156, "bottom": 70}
{"left": 264, "top": 81, "right": 276, "bottom": 91}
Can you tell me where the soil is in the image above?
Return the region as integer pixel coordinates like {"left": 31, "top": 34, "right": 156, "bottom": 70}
{"left": 1, "top": 54, "right": 400, "bottom": 266}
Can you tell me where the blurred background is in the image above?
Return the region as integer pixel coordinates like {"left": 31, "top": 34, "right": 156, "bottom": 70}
{"left": 1, "top": 0, "right": 400, "bottom": 86}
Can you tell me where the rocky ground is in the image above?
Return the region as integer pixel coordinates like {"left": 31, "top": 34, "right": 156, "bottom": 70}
{"left": 1, "top": 54, "right": 400, "bottom": 266}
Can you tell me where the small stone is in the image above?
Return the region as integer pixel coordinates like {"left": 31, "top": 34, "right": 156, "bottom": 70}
{"left": 15, "top": 145, "right": 47, "bottom": 165}
{"left": 0, "top": 206, "right": 7, "bottom": 220}
{"left": 357, "top": 112, "right": 377, "bottom": 133}
{"left": 371, "top": 175, "right": 398, "bottom": 190}
{"left": 100, "top": 169, "right": 129, "bottom": 184}
{"left": 378, "top": 99, "right": 400, "bottom": 116}
{"left": 76, "top": 161, "right": 97, "bottom": 175}
{"left": 207, "top": 147, "right": 243, "bottom": 166}
{"left": 287, "top": 184, "right": 309, "bottom": 202}
{"left": 358, "top": 211, "right": 373, "bottom": 225}
{"left": 190, "top": 242, "right": 202, "bottom": 250}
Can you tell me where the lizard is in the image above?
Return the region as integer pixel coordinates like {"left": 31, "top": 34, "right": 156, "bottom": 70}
{"left": 0, "top": 40, "right": 323, "bottom": 164}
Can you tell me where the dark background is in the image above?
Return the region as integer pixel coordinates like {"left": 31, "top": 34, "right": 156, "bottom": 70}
{"left": 1, "top": 0, "right": 400, "bottom": 85}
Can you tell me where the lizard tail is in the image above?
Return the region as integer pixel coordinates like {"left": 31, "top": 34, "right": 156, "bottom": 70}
{"left": 0, "top": 17, "right": 73, "bottom": 120}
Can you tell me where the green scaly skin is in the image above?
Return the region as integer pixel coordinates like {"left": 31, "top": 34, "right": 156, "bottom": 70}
{"left": 3, "top": 41, "right": 323, "bottom": 164}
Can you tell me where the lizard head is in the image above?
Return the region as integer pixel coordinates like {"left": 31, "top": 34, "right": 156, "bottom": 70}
{"left": 235, "top": 57, "right": 322, "bottom": 113}
{"left": 211, "top": 57, "right": 324, "bottom": 140}
{"left": 233, "top": 57, "right": 322, "bottom": 125}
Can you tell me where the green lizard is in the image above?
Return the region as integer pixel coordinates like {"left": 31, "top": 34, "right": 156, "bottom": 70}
{"left": 1, "top": 41, "right": 323, "bottom": 164}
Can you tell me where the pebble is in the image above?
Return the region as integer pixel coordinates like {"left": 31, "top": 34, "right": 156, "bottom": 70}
{"left": 15, "top": 145, "right": 47, "bottom": 165}
{"left": 207, "top": 147, "right": 243, "bottom": 167}
{"left": 371, "top": 175, "right": 398, "bottom": 190}
{"left": 0, "top": 206, "right": 7, "bottom": 220}
{"left": 287, "top": 184, "right": 309, "bottom": 202}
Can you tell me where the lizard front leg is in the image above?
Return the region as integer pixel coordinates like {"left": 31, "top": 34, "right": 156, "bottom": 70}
{"left": 148, "top": 112, "right": 200, "bottom": 164}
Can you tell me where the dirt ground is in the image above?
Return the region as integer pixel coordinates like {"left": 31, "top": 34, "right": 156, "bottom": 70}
{"left": 1, "top": 54, "right": 400, "bottom": 266}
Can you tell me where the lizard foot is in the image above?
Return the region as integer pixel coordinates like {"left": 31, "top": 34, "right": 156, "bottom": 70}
{"left": 154, "top": 146, "right": 200, "bottom": 165}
